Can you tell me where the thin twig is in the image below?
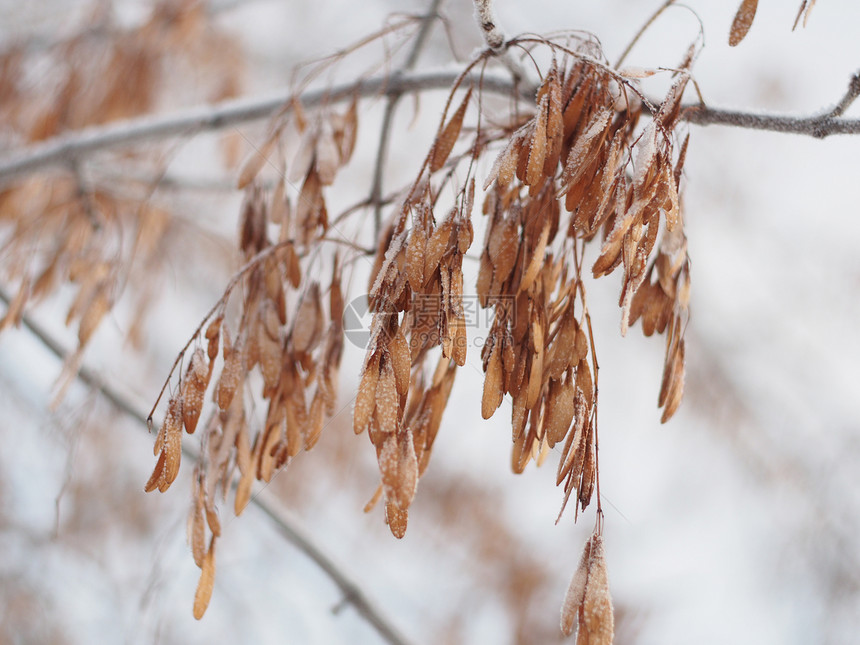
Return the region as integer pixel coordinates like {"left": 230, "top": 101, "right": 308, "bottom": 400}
{"left": 472, "top": 0, "right": 505, "bottom": 52}
{"left": 0, "top": 285, "right": 416, "bottom": 645}
{"left": 472, "top": 0, "right": 523, "bottom": 81}
{"left": 829, "top": 70, "right": 860, "bottom": 118}
{"left": 615, "top": 0, "right": 677, "bottom": 69}
{"left": 369, "top": 0, "right": 444, "bottom": 238}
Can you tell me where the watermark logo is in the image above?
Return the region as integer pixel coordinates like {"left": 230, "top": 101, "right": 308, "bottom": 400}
{"left": 342, "top": 295, "right": 374, "bottom": 349}
{"left": 342, "top": 294, "right": 516, "bottom": 350}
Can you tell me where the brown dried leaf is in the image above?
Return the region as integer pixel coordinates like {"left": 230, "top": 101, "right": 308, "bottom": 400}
{"left": 162, "top": 397, "right": 183, "bottom": 488}
{"left": 375, "top": 354, "right": 399, "bottom": 434}
{"left": 181, "top": 348, "right": 209, "bottom": 434}
{"left": 390, "top": 324, "right": 411, "bottom": 399}
{"left": 526, "top": 95, "right": 548, "bottom": 186}
{"left": 582, "top": 536, "right": 614, "bottom": 643}
{"left": 488, "top": 215, "right": 519, "bottom": 284}
{"left": 305, "top": 390, "right": 325, "bottom": 450}
{"left": 216, "top": 343, "right": 243, "bottom": 411}
{"left": 237, "top": 131, "right": 278, "bottom": 189}
{"left": 385, "top": 500, "right": 408, "bottom": 539}
{"left": 144, "top": 451, "right": 166, "bottom": 493}
{"left": 729, "top": 0, "right": 758, "bottom": 47}
{"left": 292, "top": 283, "right": 323, "bottom": 354}
{"left": 424, "top": 216, "right": 453, "bottom": 280}
{"left": 545, "top": 376, "right": 575, "bottom": 447}
{"left": 189, "top": 494, "right": 206, "bottom": 568}
{"left": 561, "top": 536, "right": 592, "bottom": 636}
{"left": 315, "top": 120, "right": 340, "bottom": 185}
{"left": 430, "top": 87, "right": 471, "bottom": 173}
{"left": 354, "top": 352, "right": 380, "bottom": 434}
{"left": 482, "top": 341, "right": 504, "bottom": 419}
{"left": 205, "top": 316, "right": 222, "bottom": 362}
{"left": 406, "top": 218, "right": 428, "bottom": 291}
{"left": 77, "top": 289, "right": 110, "bottom": 347}
{"left": 193, "top": 538, "right": 216, "bottom": 620}
{"left": 234, "top": 461, "right": 254, "bottom": 516}
{"left": 561, "top": 534, "right": 614, "bottom": 642}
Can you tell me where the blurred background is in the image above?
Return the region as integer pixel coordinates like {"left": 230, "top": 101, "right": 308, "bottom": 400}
{"left": 1, "top": 1, "right": 859, "bottom": 644}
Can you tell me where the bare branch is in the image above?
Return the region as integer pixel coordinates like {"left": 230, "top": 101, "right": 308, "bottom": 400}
{"left": 0, "top": 286, "right": 417, "bottom": 645}
{"left": 0, "top": 71, "right": 523, "bottom": 183}
{"left": 829, "top": 70, "right": 860, "bottom": 118}
{"left": 682, "top": 103, "right": 860, "bottom": 138}
{"left": 3, "top": 69, "right": 860, "bottom": 184}
{"left": 472, "top": 0, "right": 505, "bottom": 52}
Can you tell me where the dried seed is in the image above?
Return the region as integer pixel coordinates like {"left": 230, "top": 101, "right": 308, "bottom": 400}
{"left": 292, "top": 282, "right": 323, "bottom": 354}
{"left": 729, "top": 0, "right": 758, "bottom": 46}
{"left": 355, "top": 353, "right": 380, "bottom": 433}
{"left": 482, "top": 341, "right": 504, "bottom": 419}
{"left": 582, "top": 536, "right": 614, "bottom": 643}
{"left": 192, "top": 537, "right": 216, "bottom": 620}
{"left": 216, "top": 343, "right": 243, "bottom": 411}
{"left": 305, "top": 389, "right": 325, "bottom": 450}
{"left": 430, "top": 87, "right": 471, "bottom": 173}
{"left": 561, "top": 536, "right": 592, "bottom": 636}
{"left": 189, "top": 494, "right": 206, "bottom": 568}
{"left": 385, "top": 499, "right": 408, "bottom": 539}
{"left": 182, "top": 348, "right": 209, "bottom": 434}
{"left": 163, "top": 397, "right": 183, "bottom": 488}
{"left": 545, "top": 376, "right": 575, "bottom": 447}
{"left": 526, "top": 94, "right": 548, "bottom": 186}
{"left": 237, "top": 130, "right": 278, "bottom": 189}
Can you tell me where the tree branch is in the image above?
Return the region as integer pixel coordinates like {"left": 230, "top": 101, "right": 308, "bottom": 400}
{"left": 472, "top": 0, "right": 505, "bottom": 52}
{"left": 0, "top": 286, "right": 416, "bottom": 645}
{"left": 681, "top": 103, "right": 860, "bottom": 138}
{"left": 3, "top": 70, "right": 860, "bottom": 183}
{"left": 0, "top": 71, "right": 522, "bottom": 182}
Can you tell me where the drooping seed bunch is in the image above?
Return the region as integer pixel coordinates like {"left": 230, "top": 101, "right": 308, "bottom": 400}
{"left": 145, "top": 34, "right": 693, "bottom": 635}
{"left": 144, "top": 97, "right": 360, "bottom": 617}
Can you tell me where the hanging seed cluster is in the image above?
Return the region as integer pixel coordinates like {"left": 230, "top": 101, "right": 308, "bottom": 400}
{"left": 144, "top": 98, "right": 359, "bottom": 618}
{"left": 0, "top": 0, "right": 244, "bottom": 401}
{"left": 145, "top": 34, "right": 693, "bottom": 635}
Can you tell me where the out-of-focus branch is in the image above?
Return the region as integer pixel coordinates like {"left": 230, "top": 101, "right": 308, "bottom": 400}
{"left": 3, "top": 69, "right": 860, "bottom": 183}
{"left": 0, "top": 286, "right": 416, "bottom": 645}
{"left": 0, "top": 71, "right": 524, "bottom": 182}
{"left": 369, "top": 0, "right": 444, "bottom": 237}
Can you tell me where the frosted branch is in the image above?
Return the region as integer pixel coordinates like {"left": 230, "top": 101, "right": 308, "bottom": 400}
{"left": 472, "top": 0, "right": 505, "bottom": 52}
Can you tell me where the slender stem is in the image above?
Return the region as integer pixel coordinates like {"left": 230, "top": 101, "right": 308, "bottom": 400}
{"left": 472, "top": 0, "right": 505, "bottom": 52}
{"left": 615, "top": 0, "right": 677, "bottom": 69}
{"left": 829, "top": 70, "right": 860, "bottom": 118}
{"left": 0, "top": 285, "right": 416, "bottom": 645}
{"left": 369, "top": 0, "right": 444, "bottom": 238}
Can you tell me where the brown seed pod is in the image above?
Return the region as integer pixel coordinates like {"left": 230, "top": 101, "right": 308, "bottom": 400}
{"left": 430, "top": 87, "right": 471, "bottom": 173}
{"left": 729, "top": 0, "right": 758, "bottom": 46}
{"left": 192, "top": 537, "right": 216, "bottom": 620}
{"left": 181, "top": 348, "right": 209, "bottom": 434}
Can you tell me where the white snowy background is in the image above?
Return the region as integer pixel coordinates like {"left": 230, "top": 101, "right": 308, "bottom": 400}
{"left": 1, "top": 1, "right": 858, "bottom": 644}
